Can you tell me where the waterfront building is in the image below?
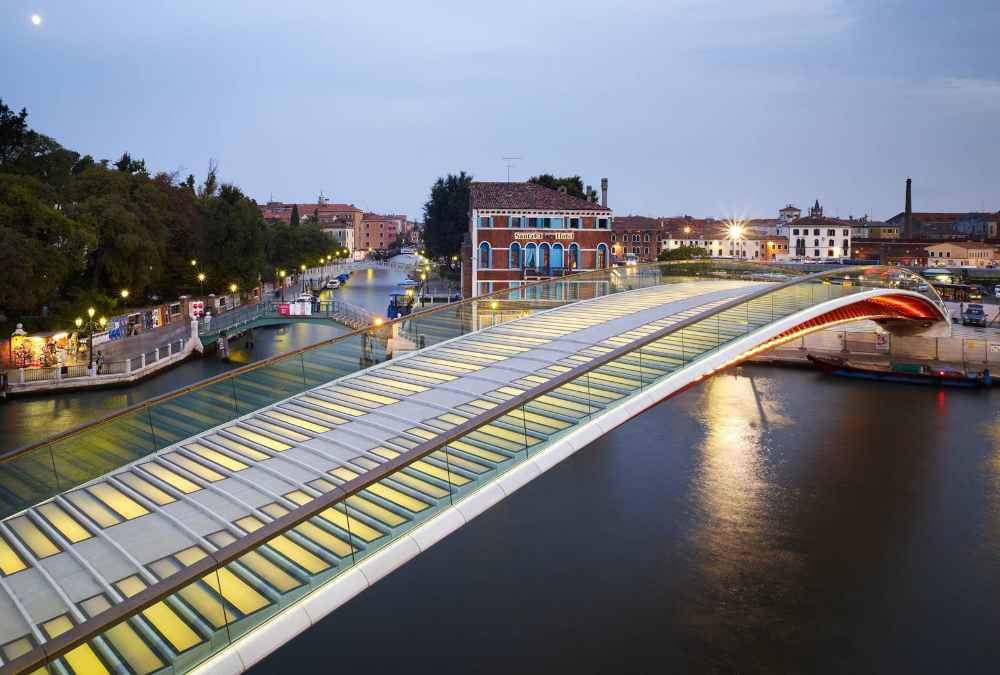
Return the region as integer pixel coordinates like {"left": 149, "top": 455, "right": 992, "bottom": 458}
{"left": 779, "top": 204, "right": 801, "bottom": 223}
{"left": 786, "top": 200, "right": 852, "bottom": 260}
{"left": 464, "top": 181, "right": 613, "bottom": 297}
{"left": 926, "top": 241, "right": 997, "bottom": 267}
{"left": 260, "top": 196, "right": 363, "bottom": 230}
{"left": 659, "top": 226, "right": 787, "bottom": 260}
{"left": 850, "top": 240, "right": 929, "bottom": 266}
{"left": 611, "top": 216, "right": 664, "bottom": 262}
{"left": 322, "top": 222, "right": 355, "bottom": 253}
{"left": 357, "top": 213, "right": 407, "bottom": 252}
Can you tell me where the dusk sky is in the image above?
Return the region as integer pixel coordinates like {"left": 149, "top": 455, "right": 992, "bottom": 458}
{"left": 3, "top": 0, "right": 998, "bottom": 221}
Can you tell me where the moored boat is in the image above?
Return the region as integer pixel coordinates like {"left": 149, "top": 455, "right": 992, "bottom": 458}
{"left": 806, "top": 354, "right": 990, "bottom": 388}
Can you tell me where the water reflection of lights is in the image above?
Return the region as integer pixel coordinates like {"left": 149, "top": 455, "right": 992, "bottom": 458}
{"left": 691, "top": 372, "right": 792, "bottom": 575}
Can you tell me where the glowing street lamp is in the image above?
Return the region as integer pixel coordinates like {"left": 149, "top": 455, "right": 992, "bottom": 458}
{"left": 120, "top": 289, "right": 129, "bottom": 301}
{"left": 229, "top": 283, "right": 238, "bottom": 294}
{"left": 197, "top": 272, "right": 206, "bottom": 295}
{"left": 87, "top": 307, "right": 95, "bottom": 319}
{"left": 190, "top": 259, "right": 197, "bottom": 267}
{"left": 726, "top": 221, "right": 746, "bottom": 259}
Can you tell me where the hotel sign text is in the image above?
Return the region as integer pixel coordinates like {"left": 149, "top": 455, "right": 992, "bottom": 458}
{"left": 513, "top": 231, "right": 575, "bottom": 240}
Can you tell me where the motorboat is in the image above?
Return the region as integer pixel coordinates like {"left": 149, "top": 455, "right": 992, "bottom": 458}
{"left": 324, "top": 278, "right": 341, "bottom": 290}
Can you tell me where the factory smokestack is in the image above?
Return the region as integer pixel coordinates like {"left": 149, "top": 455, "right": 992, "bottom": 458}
{"left": 904, "top": 177, "right": 912, "bottom": 239}
{"left": 601, "top": 177, "right": 608, "bottom": 208}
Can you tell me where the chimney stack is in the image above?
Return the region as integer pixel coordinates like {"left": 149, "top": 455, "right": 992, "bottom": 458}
{"left": 904, "top": 177, "right": 912, "bottom": 239}
{"left": 600, "top": 177, "right": 608, "bottom": 208}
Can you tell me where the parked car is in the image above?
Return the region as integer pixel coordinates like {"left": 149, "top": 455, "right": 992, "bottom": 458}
{"left": 963, "top": 304, "right": 987, "bottom": 327}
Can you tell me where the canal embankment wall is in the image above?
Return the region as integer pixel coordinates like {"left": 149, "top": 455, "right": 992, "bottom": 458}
{"left": 753, "top": 322, "right": 1000, "bottom": 372}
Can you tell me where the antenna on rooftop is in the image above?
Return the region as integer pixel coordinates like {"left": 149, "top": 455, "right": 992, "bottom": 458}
{"left": 502, "top": 156, "right": 523, "bottom": 183}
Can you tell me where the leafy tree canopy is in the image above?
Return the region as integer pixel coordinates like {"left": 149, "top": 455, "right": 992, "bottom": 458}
{"left": 422, "top": 172, "right": 471, "bottom": 259}
{"left": 528, "top": 174, "right": 598, "bottom": 202}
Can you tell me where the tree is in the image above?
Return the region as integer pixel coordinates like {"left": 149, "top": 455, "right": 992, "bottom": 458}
{"left": 423, "top": 172, "right": 472, "bottom": 259}
{"left": 528, "top": 174, "right": 598, "bottom": 202}
{"left": 200, "top": 184, "right": 269, "bottom": 289}
{"left": 658, "top": 245, "right": 710, "bottom": 261}
{"left": 113, "top": 152, "right": 148, "bottom": 176}
{"left": 290, "top": 203, "right": 300, "bottom": 226}
{"left": 0, "top": 174, "right": 96, "bottom": 315}
{"left": 0, "top": 100, "right": 29, "bottom": 167}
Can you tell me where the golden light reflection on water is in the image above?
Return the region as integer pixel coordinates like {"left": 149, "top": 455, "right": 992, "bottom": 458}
{"left": 686, "top": 369, "right": 799, "bottom": 634}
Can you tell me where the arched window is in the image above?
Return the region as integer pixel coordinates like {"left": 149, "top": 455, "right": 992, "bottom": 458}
{"left": 524, "top": 243, "right": 537, "bottom": 268}
{"left": 478, "top": 241, "right": 491, "bottom": 269}
{"left": 509, "top": 242, "right": 522, "bottom": 269}
{"left": 569, "top": 243, "right": 581, "bottom": 270}
{"left": 538, "top": 242, "right": 550, "bottom": 271}
{"left": 596, "top": 243, "right": 608, "bottom": 270}
{"left": 551, "top": 243, "right": 564, "bottom": 270}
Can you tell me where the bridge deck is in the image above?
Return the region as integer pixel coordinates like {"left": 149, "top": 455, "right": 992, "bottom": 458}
{"left": 0, "top": 279, "right": 781, "bottom": 668}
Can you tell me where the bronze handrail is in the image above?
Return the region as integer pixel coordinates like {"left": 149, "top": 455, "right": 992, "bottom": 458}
{"left": 2, "top": 265, "right": 940, "bottom": 675}
{"left": 0, "top": 267, "right": 613, "bottom": 463}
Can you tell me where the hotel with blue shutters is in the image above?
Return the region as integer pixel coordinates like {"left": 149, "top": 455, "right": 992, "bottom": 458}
{"left": 463, "top": 181, "right": 614, "bottom": 297}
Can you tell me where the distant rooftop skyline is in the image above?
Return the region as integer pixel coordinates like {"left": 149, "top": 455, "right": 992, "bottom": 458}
{"left": 2, "top": 1, "right": 998, "bottom": 221}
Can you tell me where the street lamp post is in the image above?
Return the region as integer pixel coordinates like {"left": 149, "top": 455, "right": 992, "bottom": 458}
{"left": 79, "top": 307, "right": 107, "bottom": 373}
{"left": 197, "top": 272, "right": 206, "bottom": 296}
{"left": 278, "top": 270, "right": 286, "bottom": 300}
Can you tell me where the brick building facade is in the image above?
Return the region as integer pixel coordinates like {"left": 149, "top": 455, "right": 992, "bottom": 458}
{"left": 464, "top": 182, "right": 613, "bottom": 297}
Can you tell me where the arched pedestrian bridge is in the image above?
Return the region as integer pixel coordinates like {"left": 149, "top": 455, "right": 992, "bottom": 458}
{"left": 0, "top": 264, "right": 948, "bottom": 675}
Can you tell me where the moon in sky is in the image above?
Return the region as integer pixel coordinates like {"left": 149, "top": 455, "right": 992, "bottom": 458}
{"left": 31, "top": 14, "right": 42, "bottom": 25}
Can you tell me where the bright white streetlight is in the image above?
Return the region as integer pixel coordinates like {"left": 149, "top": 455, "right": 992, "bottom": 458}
{"left": 31, "top": 14, "right": 42, "bottom": 26}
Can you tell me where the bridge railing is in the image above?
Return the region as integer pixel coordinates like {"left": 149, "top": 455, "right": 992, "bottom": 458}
{"left": 0, "top": 262, "right": 942, "bottom": 523}
{"left": 0, "top": 264, "right": 948, "bottom": 675}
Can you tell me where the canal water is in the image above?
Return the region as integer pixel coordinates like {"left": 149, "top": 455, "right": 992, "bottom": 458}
{"left": 253, "top": 366, "right": 1000, "bottom": 674}
{"left": 0, "top": 265, "right": 410, "bottom": 452}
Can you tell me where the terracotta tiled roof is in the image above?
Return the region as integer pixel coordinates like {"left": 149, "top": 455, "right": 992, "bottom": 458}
{"left": 613, "top": 216, "right": 662, "bottom": 229}
{"left": 926, "top": 241, "right": 995, "bottom": 250}
{"left": 471, "top": 182, "right": 610, "bottom": 212}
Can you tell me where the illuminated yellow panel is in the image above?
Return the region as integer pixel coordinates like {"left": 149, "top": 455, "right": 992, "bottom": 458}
{"left": 436, "top": 348, "right": 507, "bottom": 362}
{"left": 587, "top": 371, "right": 640, "bottom": 387}
{"left": 448, "top": 439, "right": 506, "bottom": 463}
{"left": 332, "top": 387, "right": 398, "bottom": 406}
{"left": 475, "top": 424, "right": 531, "bottom": 448}
{"left": 249, "top": 420, "right": 310, "bottom": 442}
{"left": 36, "top": 502, "right": 91, "bottom": 543}
{"left": 282, "top": 405, "right": 348, "bottom": 426}
{"left": 487, "top": 334, "right": 548, "bottom": 345}
{"left": 262, "top": 410, "right": 330, "bottom": 433}
{"left": 261, "top": 503, "right": 289, "bottom": 519}
{"left": 209, "top": 532, "right": 301, "bottom": 593}
{"left": 283, "top": 490, "right": 383, "bottom": 542}
{"left": 174, "top": 547, "right": 269, "bottom": 616}
{"left": 462, "top": 340, "right": 529, "bottom": 353}
{"left": 89, "top": 483, "right": 149, "bottom": 520}
{"left": 371, "top": 447, "right": 470, "bottom": 486}
{"left": 148, "top": 558, "right": 227, "bottom": 629}
{"left": 346, "top": 495, "right": 406, "bottom": 527}
{"left": 308, "top": 478, "right": 337, "bottom": 493}
{"left": 204, "top": 435, "right": 270, "bottom": 461}
{"left": 359, "top": 376, "right": 428, "bottom": 393}
{"left": 558, "top": 381, "right": 623, "bottom": 401}
{"left": 227, "top": 427, "right": 291, "bottom": 451}
{"left": 164, "top": 452, "right": 225, "bottom": 482}
{"left": 295, "top": 521, "right": 353, "bottom": 557}
{"left": 116, "top": 473, "right": 175, "bottom": 505}
{"left": 387, "top": 366, "right": 456, "bottom": 382}
{"left": 235, "top": 516, "right": 329, "bottom": 575}
{"left": 431, "top": 451, "right": 489, "bottom": 474}
{"left": 41, "top": 615, "right": 110, "bottom": 675}
{"left": 299, "top": 396, "right": 365, "bottom": 417}
{"left": 329, "top": 468, "right": 429, "bottom": 512}
{"left": 140, "top": 462, "right": 201, "bottom": 493}
{"left": 80, "top": 595, "right": 164, "bottom": 675}
{"left": 512, "top": 409, "right": 571, "bottom": 430}
{"left": 41, "top": 614, "right": 74, "bottom": 638}
{"left": 497, "top": 386, "right": 525, "bottom": 396}
{"left": 535, "top": 394, "right": 592, "bottom": 413}
{"left": 389, "top": 471, "right": 449, "bottom": 499}
{"left": 464, "top": 399, "right": 497, "bottom": 411}
{"left": 1, "top": 636, "right": 34, "bottom": 661}
{"left": 413, "top": 357, "right": 481, "bottom": 372}
{"left": 115, "top": 576, "right": 203, "bottom": 653}
{"left": 184, "top": 443, "right": 249, "bottom": 472}
{"left": 65, "top": 490, "right": 120, "bottom": 528}
{"left": 437, "top": 413, "right": 469, "bottom": 426}
{"left": 406, "top": 427, "right": 437, "bottom": 441}
{"left": 7, "top": 516, "right": 59, "bottom": 558}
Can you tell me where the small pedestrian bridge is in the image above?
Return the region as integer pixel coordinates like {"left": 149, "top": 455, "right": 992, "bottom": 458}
{"left": 0, "top": 263, "right": 949, "bottom": 675}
